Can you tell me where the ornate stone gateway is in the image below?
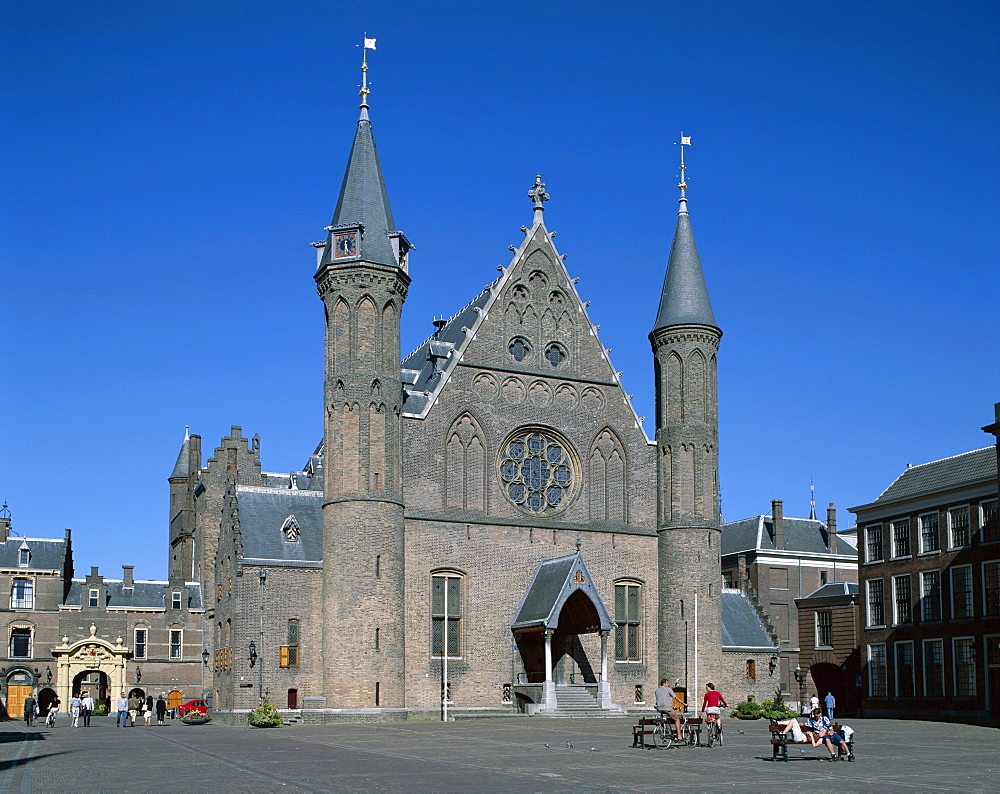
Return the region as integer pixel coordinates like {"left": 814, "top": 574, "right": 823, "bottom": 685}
{"left": 51, "top": 624, "right": 130, "bottom": 708}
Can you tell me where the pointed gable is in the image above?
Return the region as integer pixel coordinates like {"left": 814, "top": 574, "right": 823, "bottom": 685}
{"left": 510, "top": 552, "right": 612, "bottom": 631}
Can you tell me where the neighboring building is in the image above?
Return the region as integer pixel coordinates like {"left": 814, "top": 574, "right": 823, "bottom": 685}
{"left": 795, "top": 582, "right": 861, "bottom": 716}
{"left": 169, "top": 59, "right": 778, "bottom": 723}
{"left": 0, "top": 508, "right": 205, "bottom": 719}
{"left": 721, "top": 499, "right": 858, "bottom": 706}
{"left": 850, "top": 407, "right": 1000, "bottom": 726}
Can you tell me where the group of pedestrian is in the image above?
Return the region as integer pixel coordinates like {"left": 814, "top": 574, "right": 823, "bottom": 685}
{"left": 808, "top": 690, "right": 837, "bottom": 720}
{"left": 68, "top": 692, "right": 96, "bottom": 726}
{"left": 115, "top": 692, "right": 168, "bottom": 726}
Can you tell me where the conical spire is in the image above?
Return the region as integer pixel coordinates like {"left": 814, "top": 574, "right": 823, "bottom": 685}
{"left": 652, "top": 137, "right": 718, "bottom": 332}
{"left": 321, "top": 42, "right": 399, "bottom": 269}
{"left": 170, "top": 426, "right": 190, "bottom": 479}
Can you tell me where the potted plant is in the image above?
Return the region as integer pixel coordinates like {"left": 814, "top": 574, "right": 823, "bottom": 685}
{"left": 247, "top": 699, "right": 282, "bottom": 728}
{"left": 761, "top": 688, "right": 797, "bottom": 722}
{"left": 182, "top": 710, "right": 211, "bottom": 725}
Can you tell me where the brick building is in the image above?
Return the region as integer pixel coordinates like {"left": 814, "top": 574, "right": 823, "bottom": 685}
{"left": 721, "top": 499, "right": 858, "bottom": 707}
{"left": 170, "top": 57, "right": 777, "bottom": 723}
{"left": 794, "top": 582, "right": 861, "bottom": 716}
{"left": 849, "top": 406, "right": 1000, "bottom": 725}
{"left": 0, "top": 509, "right": 205, "bottom": 719}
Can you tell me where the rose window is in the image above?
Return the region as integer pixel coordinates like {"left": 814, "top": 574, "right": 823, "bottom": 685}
{"left": 499, "top": 430, "right": 575, "bottom": 514}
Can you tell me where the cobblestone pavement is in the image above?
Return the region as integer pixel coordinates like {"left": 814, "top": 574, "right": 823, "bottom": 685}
{"left": 0, "top": 715, "right": 996, "bottom": 792}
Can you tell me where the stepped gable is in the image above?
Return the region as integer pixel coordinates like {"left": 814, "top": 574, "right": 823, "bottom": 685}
{"left": 875, "top": 446, "right": 996, "bottom": 502}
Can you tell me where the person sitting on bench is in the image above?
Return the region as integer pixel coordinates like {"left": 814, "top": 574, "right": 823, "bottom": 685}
{"left": 805, "top": 709, "right": 854, "bottom": 761}
{"left": 654, "top": 679, "right": 685, "bottom": 742}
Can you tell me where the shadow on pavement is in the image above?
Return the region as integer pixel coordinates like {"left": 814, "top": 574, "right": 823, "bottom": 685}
{"left": 0, "top": 751, "right": 70, "bottom": 772}
{"left": 0, "top": 731, "right": 46, "bottom": 744}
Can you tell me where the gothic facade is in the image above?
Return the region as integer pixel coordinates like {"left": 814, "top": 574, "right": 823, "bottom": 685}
{"left": 171, "top": 68, "right": 777, "bottom": 722}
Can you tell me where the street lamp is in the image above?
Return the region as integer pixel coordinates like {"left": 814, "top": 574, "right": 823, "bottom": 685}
{"left": 202, "top": 648, "right": 210, "bottom": 666}
{"left": 135, "top": 666, "right": 142, "bottom": 683}
{"left": 201, "top": 648, "right": 210, "bottom": 700}
{"left": 248, "top": 641, "right": 257, "bottom": 668}
{"left": 257, "top": 569, "right": 266, "bottom": 706}
{"left": 794, "top": 665, "right": 805, "bottom": 712}
{"left": 768, "top": 655, "right": 779, "bottom": 676}
{"left": 45, "top": 666, "right": 52, "bottom": 684}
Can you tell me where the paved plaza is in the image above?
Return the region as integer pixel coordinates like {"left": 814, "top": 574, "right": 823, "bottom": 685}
{"left": 0, "top": 714, "right": 996, "bottom": 792}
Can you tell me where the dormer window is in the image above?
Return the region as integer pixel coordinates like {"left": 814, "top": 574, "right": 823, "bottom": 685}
{"left": 172, "top": 590, "right": 182, "bottom": 610}
{"left": 89, "top": 588, "right": 99, "bottom": 607}
{"left": 281, "top": 515, "right": 300, "bottom": 543}
{"left": 18, "top": 546, "right": 30, "bottom": 568}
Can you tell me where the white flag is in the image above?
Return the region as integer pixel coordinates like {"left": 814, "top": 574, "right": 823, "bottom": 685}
{"left": 364, "top": 38, "right": 376, "bottom": 49}
{"left": 681, "top": 136, "right": 691, "bottom": 145}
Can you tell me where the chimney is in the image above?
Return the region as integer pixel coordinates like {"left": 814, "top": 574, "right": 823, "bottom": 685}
{"left": 827, "top": 503, "right": 837, "bottom": 553}
{"left": 122, "top": 565, "right": 134, "bottom": 588}
{"left": 772, "top": 499, "right": 784, "bottom": 550}
{"left": 738, "top": 553, "right": 748, "bottom": 589}
{"left": 90, "top": 566, "right": 100, "bottom": 578}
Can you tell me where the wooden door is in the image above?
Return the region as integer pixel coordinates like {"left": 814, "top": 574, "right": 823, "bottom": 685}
{"left": 7, "top": 685, "right": 32, "bottom": 718}
{"left": 167, "top": 690, "right": 183, "bottom": 709}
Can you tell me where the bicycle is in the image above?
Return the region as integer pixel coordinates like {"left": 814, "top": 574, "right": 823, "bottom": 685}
{"left": 653, "top": 712, "right": 696, "bottom": 748}
{"left": 703, "top": 710, "right": 724, "bottom": 747}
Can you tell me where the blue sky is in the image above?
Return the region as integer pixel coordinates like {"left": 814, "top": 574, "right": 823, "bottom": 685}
{"left": 3, "top": 0, "right": 998, "bottom": 581}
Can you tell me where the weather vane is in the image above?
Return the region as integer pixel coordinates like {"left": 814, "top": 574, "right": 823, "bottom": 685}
{"left": 675, "top": 133, "right": 692, "bottom": 204}
{"left": 356, "top": 34, "right": 377, "bottom": 114}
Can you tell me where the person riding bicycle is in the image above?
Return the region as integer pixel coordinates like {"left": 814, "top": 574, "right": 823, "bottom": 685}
{"left": 654, "top": 678, "right": 685, "bottom": 743}
{"left": 699, "top": 682, "right": 728, "bottom": 732}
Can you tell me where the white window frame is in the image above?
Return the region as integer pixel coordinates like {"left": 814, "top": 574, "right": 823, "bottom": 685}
{"left": 171, "top": 590, "right": 182, "bottom": 610}
{"left": 952, "top": 636, "right": 976, "bottom": 698}
{"left": 919, "top": 511, "right": 941, "bottom": 555}
{"left": 814, "top": 609, "right": 833, "bottom": 649}
{"left": 894, "top": 640, "right": 915, "bottom": 697}
{"left": 892, "top": 574, "right": 912, "bottom": 625}
{"left": 10, "top": 577, "right": 34, "bottom": 610}
{"left": 921, "top": 569, "right": 942, "bottom": 622}
{"left": 17, "top": 548, "right": 30, "bottom": 568}
{"left": 980, "top": 500, "right": 999, "bottom": 544}
{"left": 922, "top": 638, "right": 945, "bottom": 697}
{"left": 134, "top": 627, "right": 147, "bottom": 660}
{"left": 948, "top": 505, "right": 972, "bottom": 550}
{"left": 891, "top": 519, "right": 911, "bottom": 559}
{"left": 950, "top": 564, "right": 974, "bottom": 620}
{"left": 865, "top": 524, "right": 884, "bottom": 563}
{"left": 983, "top": 559, "right": 1000, "bottom": 618}
{"left": 88, "top": 588, "right": 99, "bottom": 608}
{"left": 169, "top": 628, "right": 183, "bottom": 660}
{"left": 9, "top": 626, "right": 32, "bottom": 658}
{"left": 866, "top": 578, "right": 886, "bottom": 628}
{"left": 867, "top": 642, "right": 887, "bottom": 697}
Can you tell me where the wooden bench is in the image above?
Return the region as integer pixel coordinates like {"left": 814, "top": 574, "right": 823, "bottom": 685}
{"left": 768, "top": 722, "right": 855, "bottom": 762}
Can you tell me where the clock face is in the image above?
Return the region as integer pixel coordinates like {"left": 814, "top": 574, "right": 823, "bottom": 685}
{"left": 334, "top": 232, "right": 357, "bottom": 258}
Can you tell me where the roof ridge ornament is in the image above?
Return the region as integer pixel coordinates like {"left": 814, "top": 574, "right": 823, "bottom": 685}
{"left": 675, "top": 133, "right": 692, "bottom": 214}
{"left": 356, "top": 33, "right": 377, "bottom": 121}
{"left": 528, "top": 174, "right": 549, "bottom": 224}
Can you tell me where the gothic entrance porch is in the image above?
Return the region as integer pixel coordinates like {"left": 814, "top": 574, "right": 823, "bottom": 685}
{"left": 510, "top": 551, "right": 622, "bottom": 715}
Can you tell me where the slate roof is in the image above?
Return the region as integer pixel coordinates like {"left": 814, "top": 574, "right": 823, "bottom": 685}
{"left": 0, "top": 537, "right": 67, "bottom": 570}
{"left": 722, "top": 515, "right": 854, "bottom": 556}
{"left": 235, "top": 486, "right": 323, "bottom": 567}
{"left": 64, "top": 580, "right": 204, "bottom": 609}
{"left": 799, "top": 581, "right": 859, "bottom": 601}
{"left": 721, "top": 589, "right": 776, "bottom": 650}
{"left": 400, "top": 287, "right": 493, "bottom": 416}
{"left": 874, "top": 446, "right": 996, "bottom": 503}
{"left": 510, "top": 552, "right": 612, "bottom": 632}
{"left": 321, "top": 114, "right": 398, "bottom": 269}
{"left": 652, "top": 211, "right": 718, "bottom": 332}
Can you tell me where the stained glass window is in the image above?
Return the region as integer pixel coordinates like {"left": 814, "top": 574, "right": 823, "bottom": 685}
{"left": 499, "top": 430, "right": 575, "bottom": 515}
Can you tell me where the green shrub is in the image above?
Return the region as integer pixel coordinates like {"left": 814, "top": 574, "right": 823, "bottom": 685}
{"left": 732, "top": 700, "right": 764, "bottom": 718}
{"left": 247, "top": 699, "right": 282, "bottom": 728}
{"left": 93, "top": 702, "right": 108, "bottom": 716}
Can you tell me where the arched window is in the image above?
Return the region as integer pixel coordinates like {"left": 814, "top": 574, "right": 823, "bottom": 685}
{"left": 746, "top": 659, "right": 756, "bottom": 680}
{"left": 280, "top": 619, "right": 299, "bottom": 668}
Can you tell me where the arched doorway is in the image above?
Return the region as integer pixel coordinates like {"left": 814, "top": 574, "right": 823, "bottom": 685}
{"left": 51, "top": 626, "right": 130, "bottom": 713}
{"left": 72, "top": 670, "right": 109, "bottom": 711}
{"left": 37, "top": 687, "right": 57, "bottom": 715}
{"left": 4, "top": 668, "right": 36, "bottom": 719}
{"left": 810, "top": 662, "right": 850, "bottom": 717}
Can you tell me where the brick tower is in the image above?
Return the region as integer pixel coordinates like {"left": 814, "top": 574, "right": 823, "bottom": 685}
{"left": 650, "top": 139, "right": 724, "bottom": 696}
{"left": 314, "top": 51, "right": 412, "bottom": 708}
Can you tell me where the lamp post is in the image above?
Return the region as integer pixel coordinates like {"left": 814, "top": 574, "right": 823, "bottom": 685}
{"left": 794, "top": 665, "right": 805, "bottom": 713}
{"left": 45, "top": 666, "right": 52, "bottom": 684}
{"left": 201, "top": 648, "right": 209, "bottom": 698}
{"left": 257, "top": 569, "right": 266, "bottom": 706}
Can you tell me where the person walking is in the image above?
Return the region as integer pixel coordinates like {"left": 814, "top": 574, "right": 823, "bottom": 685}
{"left": 70, "top": 693, "right": 82, "bottom": 728}
{"left": 144, "top": 695, "right": 154, "bottom": 726}
{"left": 127, "top": 694, "right": 140, "bottom": 726}
{"left": 116, "top": 692, "right": 128, "bottom": 727}
{"left": 155, "top": 695, "right": 167, "bottom": 726}
{"left": 824, "top": 691, "right": 836, "bottom": 721}
{"left": 81, "top": 692, "right": 94, "bottom": 727}
{"left": 23, "top": 694, "right": 36, "bottom": 727}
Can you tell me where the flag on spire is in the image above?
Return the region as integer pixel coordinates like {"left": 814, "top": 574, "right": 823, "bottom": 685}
{"left": 680, "top": 136, "right": 691, "bottom": 145}
{"left": 364, "top": 37, "right": 376, "bottom": 49}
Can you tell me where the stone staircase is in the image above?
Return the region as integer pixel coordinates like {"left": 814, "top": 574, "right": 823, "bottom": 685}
{"left": 540, "top": 685, "right": 627, "bottom": 718}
